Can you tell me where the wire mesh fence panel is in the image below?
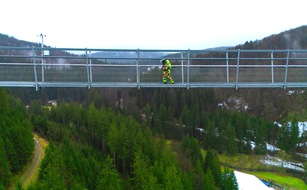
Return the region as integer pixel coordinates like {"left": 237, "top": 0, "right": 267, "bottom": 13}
{"left": 273, "top": 68, "right": 286, "bottom": 83}
{"left": 92, "top": 65, "right": 136, "bottom": 83}
{"left": 287, "top": 68, "right": 307, "bottom": 82}
{"left": 0, "top": 65, "right": 35, "bottom": 81}
{"left": 140, "top": 66, "right": 162, "bottom": 83}
{"left": 237, "top": 68, "right": 272, "bottom": 83}
{"left": 41, "top": 65, "right": 87, "bottom": 82}
{"left": 189, "top": 67, "right": 228, "bottom": 83}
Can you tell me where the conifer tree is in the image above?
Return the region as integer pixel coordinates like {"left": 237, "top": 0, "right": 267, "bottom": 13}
{"left": 222, "top": 168, "right": 238, "bottom": 190}
{"left": 0, "top": 138, "right": 11, "bottom": 188}
{"left": 97, "top": 157, "right": 123, "bottom": 190}
{"left": 163, "top": 165, "right": 184, "bottom": 190}
{"left": 203, "top": 149, "right": 222, "bottom": 188}
{"left": 277, "top": 119, "right": 299, "bottom": 153}
{"left": 203, "top": 168, "right": 218, "bottom": 190}
{"left": 289, "top": 119, "right": 299, "bottom": 153}
{"left": 225, "top": 123, "right": 238, "bottom": 155}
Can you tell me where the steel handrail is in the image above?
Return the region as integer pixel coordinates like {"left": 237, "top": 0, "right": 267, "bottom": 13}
{"left": 1, "top": 47, "right": 307, "bottom": 90}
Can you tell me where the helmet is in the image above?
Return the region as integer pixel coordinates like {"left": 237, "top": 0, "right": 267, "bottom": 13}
{"left": 160, "top": 59, "right": 166, "bottom": 64}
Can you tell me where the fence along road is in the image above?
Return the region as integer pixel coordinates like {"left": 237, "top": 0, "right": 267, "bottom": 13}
{"left": 1, "top": 47, "right": 307, "bottom": 90}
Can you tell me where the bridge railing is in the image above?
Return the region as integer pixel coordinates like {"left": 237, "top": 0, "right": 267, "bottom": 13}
{"left": 1, "top": 47, "right": 307, "bottom": 90}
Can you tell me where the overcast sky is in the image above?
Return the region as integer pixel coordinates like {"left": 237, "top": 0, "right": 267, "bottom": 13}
{"left": 1, "top": 0, "right": 306, "bottom": 49}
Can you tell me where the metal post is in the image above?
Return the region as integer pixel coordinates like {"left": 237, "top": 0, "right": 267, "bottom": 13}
{"left": 271, "top": 51, "right": 274, "bottom": 83}
{"left": 136, "top": 49, "right": 140, "bottom": 89}
{"left": 187, "top": 49, "right": 190, "bottom": 89}
{"left": 181, "top": 51, "right": 184, "bottom": 83}
{"left": 89, "top": 50, "right": 93, "bottom": 86}
{"left": 85, "top": 49, "right": 91, "bottom": 89}
{"left": 284, "top": 49, "right": 290, "bottom": 89}
{"left": 236, "top": 49, "right": 240, "bottom": 89}
{"left": 38, "top": 34, "right": 45, "bottom": 82}
{"left": 32, "top": 47, "right": 38, "bottom": 91}
{"left": 226, "top": 51, "right": 229, "bottom": 83}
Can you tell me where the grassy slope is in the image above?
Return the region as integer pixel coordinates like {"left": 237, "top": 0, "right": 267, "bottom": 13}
{"left": 217, "top": 152, "right": 307, "bottom": 190}
{"left": 200, "top": 148, "right": 306, "bottom": 190}
{"left": 247, "top": 171, "right": 306, "bottom": 190}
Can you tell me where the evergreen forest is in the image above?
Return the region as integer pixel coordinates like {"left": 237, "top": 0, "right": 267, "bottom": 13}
{"left": 2, "top": 88, "right": 241, "bottom": 189}
{"left": 0, "top": 89, "right": 34, "bottom": 189}
{"left": 3, "top": 86, "right": 305, "bottom": 189}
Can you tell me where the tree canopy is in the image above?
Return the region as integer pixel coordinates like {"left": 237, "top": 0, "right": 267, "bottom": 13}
{"left": 0, "top": 89, "right": 34, "bottom": 188}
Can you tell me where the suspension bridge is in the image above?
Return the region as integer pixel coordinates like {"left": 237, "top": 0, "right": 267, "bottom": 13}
{"left": 1, "top": 47, "right": 307, "bottom": 90}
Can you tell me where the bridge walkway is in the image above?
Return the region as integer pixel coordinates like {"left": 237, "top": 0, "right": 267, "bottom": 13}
{"left": 1, "top": 47, "right": 307, "bottom": 90}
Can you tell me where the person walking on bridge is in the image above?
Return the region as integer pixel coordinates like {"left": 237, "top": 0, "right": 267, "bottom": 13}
{"left": 161, "top": 59, "right": 174, "bottom": 84}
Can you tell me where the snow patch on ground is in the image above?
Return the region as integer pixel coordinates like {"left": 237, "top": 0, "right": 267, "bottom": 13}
{"left": 273, "top": 121, "right": 282, "bottom": 127}
{"left": 260, "top": 155, "right": 304, "bottom": 172}
{"left": 247, "top": 142, "right": 280, "bottom": 152}
{"left": 217, "top": 96, "right": 250, "bottom": 112}
{"left": 234, "top": 171, "right": 274, "bottom": 190}
{"left": 274, "top": 121, "right": 307, "bottom": 137}
{"left": 298, "top": 121, "right": 307, "bottom": 137}
{"left": 287, "top": 90, "right": 304, "bottom": 95}
{"left": 296, "top": 152, "right": 307, "bottom": 159}
{"left": 266, "top": 143, "right": 280, "bottom": 152}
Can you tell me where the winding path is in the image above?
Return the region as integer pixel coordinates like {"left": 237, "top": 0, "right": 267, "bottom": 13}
{"left": 20, "top": 134, "right": 47, "bottom": 187}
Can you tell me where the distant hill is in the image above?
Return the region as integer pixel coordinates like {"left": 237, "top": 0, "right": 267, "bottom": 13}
{"left": 90, "top": 50, "right": 170, "bottom": 64}
{"left": 90, "top": 47, "right": 232, "bottom": 61}
{"left": 233, "top": 25, "right": 307, "bottom": 50}
{"left": 91, "top": 51, "right": 168, "bottom": 59}
{"left": 0, "top": 33, "right": 39, "bottom": 47}
{"left": 2, "top": 25, "right": 307, "bottom": 50}
{"left": 0, "top": 33, "right": 77, "bottom": 57}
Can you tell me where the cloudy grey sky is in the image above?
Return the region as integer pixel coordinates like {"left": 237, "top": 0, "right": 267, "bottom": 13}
{"left": 1, "top": 0, "right": 306, "bottom": 49}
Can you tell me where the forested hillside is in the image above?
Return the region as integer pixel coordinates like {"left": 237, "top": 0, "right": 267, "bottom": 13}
{"left": 26, "top": 100, "right": 238, "bottom": 189}
{"left": 25, "top": 88, "right": 306, "bottom": 189}
{"left": 0, "top": 34, "right": 38, "bottom": 47}
{"left": 0, "top": 89, "right": 34, "bottom": 189}
{"left": 1, "top": 87, "right": 305, "bottom": 189}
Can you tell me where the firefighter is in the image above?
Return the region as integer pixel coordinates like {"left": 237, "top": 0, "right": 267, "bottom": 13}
{"left": 161, "top": 59, "right": 174, "bottom": 84}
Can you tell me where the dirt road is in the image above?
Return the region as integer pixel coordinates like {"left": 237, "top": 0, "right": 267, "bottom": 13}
{"left": 20, "top": 134, "right": 48, "bottom": 188}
